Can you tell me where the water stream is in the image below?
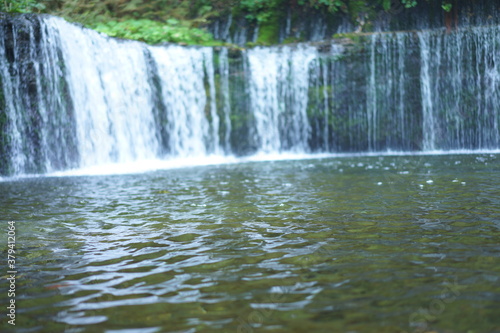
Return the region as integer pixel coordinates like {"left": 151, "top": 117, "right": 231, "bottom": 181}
{"left": 1, "top": 16, "right": 500, "bottom": 176}
{"left": 1, "top": 153, "right": 499, "bottom": 332}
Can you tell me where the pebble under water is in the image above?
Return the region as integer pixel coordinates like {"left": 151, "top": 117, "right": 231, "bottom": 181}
{"left": 1, "top": 153, "right": 499, "bottom": 333}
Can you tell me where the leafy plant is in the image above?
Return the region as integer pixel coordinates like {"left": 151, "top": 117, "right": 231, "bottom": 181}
{"left": 1, "top": 0, "right": 455, "bottom": 45}
{"left": 238, "top": 0, "right": 283, "bottom": 23}
{"left": 441, "top": 1, "right": 452, "bottom": 12}
{"left": 401, "top": 0, "right": 417, "bottom": 8}
{"left": 1, "top": 0, "right": 45, "bottom": 13}
{"left": 89, "top": 19, "right": 218, "bottom": 45}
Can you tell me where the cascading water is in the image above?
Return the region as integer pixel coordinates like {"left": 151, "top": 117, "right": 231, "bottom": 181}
{"left": 326, "top": 27, "right": 500, "bottom": 152}
{"left": 418, "top": 31, "right": 436, "bottom": 151}
{"left": 149, "top": 45, "right": 217, "bottom": 157}
{"left": 246, "top": 44, "right": 317, "bottom": 153}
{"left": 0, "top": 16, "right": 78, "bottom": 175}
{"left": 218, "top": 48, "right": 232, "bottom": 154}
{"left": 1, "top": 14, "right": 500, "bottom": 177}
{"left": 416, "top": 27, "right": 500, "bottom": 149}
{"left": 47, "top": 18, "right": 160, "bottom": 167}
{"left": 0, "top": 16, "right": 227, "bottom": 176}
{"left": 367, "top": 34, "right": 378, "bottom": 151}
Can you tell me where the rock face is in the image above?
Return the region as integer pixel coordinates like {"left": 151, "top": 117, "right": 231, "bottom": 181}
{"left": 1, "top": 13, "right": 500, "bottom": 177}
{"left": 0, "top": 14, "right": 77, "bottom": 175}
{"left": 207, "top": 0, "right": 500, "bottom": 46}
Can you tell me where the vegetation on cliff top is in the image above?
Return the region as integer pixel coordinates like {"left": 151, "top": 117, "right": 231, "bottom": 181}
{"left": 1, "top": 0, "right": 455, "bottom": 45}
{"left": 91, "top": 19, "right": 219, "bottom": 45}
{"left": 1, "top": 0, "right": 45, "bottom": 13}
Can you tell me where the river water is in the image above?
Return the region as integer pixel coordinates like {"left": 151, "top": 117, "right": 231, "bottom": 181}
{"left": 1, "top": 152, "right": 499, "bottom": 332}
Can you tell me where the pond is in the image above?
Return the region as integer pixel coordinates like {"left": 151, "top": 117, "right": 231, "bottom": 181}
{"left": 1, "top": 153, "right": 499, "bottom": 332}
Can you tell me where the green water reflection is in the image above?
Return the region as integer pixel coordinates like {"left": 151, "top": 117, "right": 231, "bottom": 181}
{"left": 1, "top": 153, "right": 499, "bottom": 332}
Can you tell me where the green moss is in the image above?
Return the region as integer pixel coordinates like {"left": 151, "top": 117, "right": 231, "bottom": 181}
{"left": 333, "top": 32, "right": 370, "bottom": 44}
{"left": 237, "top": 6, "right": 283, "bottom": 47}
{"left": 256, "top": 18, "right": 280, "bottom": 45}
{"left": 282, "top": 36, "right": 304, "bottom": 44}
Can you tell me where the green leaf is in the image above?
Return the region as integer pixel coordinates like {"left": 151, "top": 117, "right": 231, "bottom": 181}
{"left": 89, "top": 18, "right": 215, "bottom": 46}
{"left": 382, "top": 0, "right": 391, "bottom": 11}
{"left": 442, "top": 2, "right": 452, "bottom": 12}
{"left": 166, "top": 18, "right": 179, "bottom": 26}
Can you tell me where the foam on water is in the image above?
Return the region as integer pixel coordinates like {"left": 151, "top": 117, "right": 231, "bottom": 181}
{"left": 0, "top": 148, "right": 497, "bottom": 181}
{"left": 44, "top": 149, "right": 500, "bottom": 178}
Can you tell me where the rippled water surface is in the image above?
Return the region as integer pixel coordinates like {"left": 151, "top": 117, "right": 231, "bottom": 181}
{"left": 1, "top": 154, "right": 500, "bottom": 333}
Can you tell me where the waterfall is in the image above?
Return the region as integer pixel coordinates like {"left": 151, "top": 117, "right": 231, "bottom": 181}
{"left": 218, "top": 48, "right": 232, "bottom": 154}
{"left": 1, "top": 15, "right": 500, "bottom": 177}
{"left": 47, "top": 17, "right": 222, "bottom": 163}
{"left": 204, "top": 50, "right": 220, "bottom": 155}
{"left": 47, "top": 18, "right": 160, "bottom": 167}
{"left": 415, "top": 26, "right": 500, "bottom": 149}
{"left": 353, "top": 27, "right": 500, "bottom": 152}
{"left": 246, "top": 44, "right": 317, "bottom": 153}
{"left": 0, "top": 16, "right": 225, "bottom": 176}
{"left": 418, "top": 31, "right": 436, "bottom": 150}
{"left": 367, "top": 34, "right": 378, "bottom": 151}
{"left": 149, "top": 45, "right": 216, "bottom": 157}
{"left": 0, "top": 16, "right": 78, "bottom": 175}
{"left": 396, "top": 33, "right": 406, "bottom": 144}
{"left": 321, "top": 58, "right": 330, "bottom": 151}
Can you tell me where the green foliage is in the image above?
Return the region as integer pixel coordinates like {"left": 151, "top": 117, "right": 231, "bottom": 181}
{"left": 89, "top": 19, "right": 218, "bottom": 45}
{"left": 401, "top": 0, "right": 417, "bottom": 8}
{"left": 1, "top": 0, "right": 456, "bottom": 45}
{"left": 382, "top": 0, "right": 391, "bottom": 10}
{"left": 239, "top": 0, "right": 283, "bottom": 23}
{"left": 255, "top": 14, "right": 280, "bottom": 45}
{"left": 441, "top": 1, "right": 452, "bottom": 12}
{"left": 298, "top": 0, "right": 345, "bottom": 13}
{"left": 0, "top": 0, "right": 45, "bottom": 13}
